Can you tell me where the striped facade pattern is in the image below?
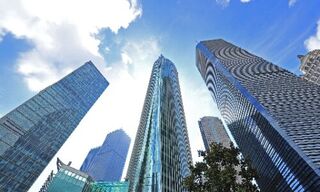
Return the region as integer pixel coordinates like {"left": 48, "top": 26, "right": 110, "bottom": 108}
{"left": 196, "top": 39, "right": 320, "bottom": 191}
{"left": 0, "top": 62, "right": 108, "bottom": 191}
{"left": 126, "top": 56, "right": 192, "bottom": 192}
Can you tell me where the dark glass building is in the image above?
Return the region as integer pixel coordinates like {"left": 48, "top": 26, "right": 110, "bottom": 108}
{"left": 196, "top": 39, "right": 320, "bottom": 191}
{"left": 0, "top": 61, "right": 108, "bottom": 191}
{"left": 126, "top": 55, "right": 192, "bottom": 191}
{"left": 80, "top": 129, "right": 131, "bottom": 182}
{"left": 198, "top": 116, "right": 230, "bottom": 151}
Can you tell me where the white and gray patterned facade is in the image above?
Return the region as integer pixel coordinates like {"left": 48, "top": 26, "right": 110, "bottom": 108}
{"left": 196, "top": 39, "right": 320, "bottom": 191}
{"left": 299, "top": 49, "right": 320, "bottom": 85}
{"left": 126, "top": 55, "right": 192, "bottom": 192}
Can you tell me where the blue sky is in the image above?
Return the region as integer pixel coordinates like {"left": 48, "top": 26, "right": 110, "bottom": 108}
{"left": 0, "top": 0, "right": 320, "bottom": 191}
{"left": 100, "top": 0, "right": 320, "bottom": 71}
{"left": 1, "top": 0, "right": 320, "bottom": 115}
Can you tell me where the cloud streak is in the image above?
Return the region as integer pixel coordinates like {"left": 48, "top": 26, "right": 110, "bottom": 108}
{"left": 215, "top": 0, "right": 252, "bottom": 7}
{"left": 216, "top": 0, "right": 231, "bottom": 7}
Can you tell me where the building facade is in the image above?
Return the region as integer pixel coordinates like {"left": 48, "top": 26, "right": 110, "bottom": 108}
{"left": 40, "top": 159, "right": 129, "bottom": 192}
{"left": 198, "top": 116, "right": 230, "bottom": 151}
{"left": 0, "top": 61, "right": 108, "bottom": 191}
{"left": 80, "top": 129, "right": 131, "bottom": 182}
{"left": 40, "top": 158, "right": 93, "bottom": 192}
{"left": 299, "top": 49, "right": 320, "bottom": 85}
{"left": 196, "top": 39, "right": 320, "bottom": 191}
{"left": 126, "top": 55, "right": 192, "bottom": 192}
{"left": 90, "top": 181, "right": 129, "bottom": 192}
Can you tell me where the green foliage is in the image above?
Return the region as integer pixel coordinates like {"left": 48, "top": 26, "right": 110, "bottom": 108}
{"left": 184, "top": 142, "right": 259, "bottom": 192}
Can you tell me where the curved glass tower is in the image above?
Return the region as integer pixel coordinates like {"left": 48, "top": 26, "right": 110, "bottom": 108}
{"left": 196, "top": 39, "right": 320, "bottom": 191}
{"left": 126, "top": 55, "right": 192, "bottom": 192}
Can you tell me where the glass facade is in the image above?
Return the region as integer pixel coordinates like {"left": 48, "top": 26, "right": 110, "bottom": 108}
{"left": 196, "top": 39, "right": 320, "bottom": 191}
{"left": 40, "top": 159, "right": 93, "bottom": 192}
{"left": 126, "top": 55, "right": 192, "bottom": 192}
{"left": 0, "top": 61, "right": 108, "bottom": 191}
{"left": 80, "top": 129, "right": 131, "bottom": 182}
{"left": 40, "top": 159, "right": 128, "bottom": 192}
{"left": 90, "top": 181, "right": 129, "bottom": 192}
{"left": 198, "top": 116, "right": 230, "bottom": 151}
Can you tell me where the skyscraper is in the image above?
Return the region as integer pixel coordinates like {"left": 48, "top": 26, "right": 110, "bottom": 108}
{"left": 196, "top": 39, "right": 320, "bottom": 191}
{"left": 0, "top": 61, "right": 108, "bottom": 191}
{"left": 299, "top": 49, "right": 320, "bottom": 85}
{"left": 198, "top": 116, "right": 230, "bottom": 151}
{"left": 126, "top": 55, "right": 192, "bottom": 192}
{"left": 80, "top": 129, "right": 131, "bottom": 182}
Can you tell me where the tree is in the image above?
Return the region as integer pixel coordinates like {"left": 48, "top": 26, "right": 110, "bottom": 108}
{"left": 184, "top": 142, "right": 259, "bottom": 192}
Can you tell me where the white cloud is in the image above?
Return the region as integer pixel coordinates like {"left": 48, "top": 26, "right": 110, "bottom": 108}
{"left": 240, "top": 0, "right": 251, "bottom": 3}
{"left": 0, "top": 0, "right": 141, "bottom": 91}
{"left": 305, "top": 19, "right": 320, "bottom": 51}
{"left": 288, "top": 0, "right": 297, "bottom": 7}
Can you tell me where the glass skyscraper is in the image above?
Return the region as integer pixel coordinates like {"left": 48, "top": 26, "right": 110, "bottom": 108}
{"left": 196, "top": 39, "right": 320, "bottom": 191}
{"left": 80, "top": 129, "right": 131, "bottom": 182}
{"left": 126, "top": 55, "right": 192, "bottom": 192}
{"left": 198, "top": 116, "right": 230, "bottom": 150}
{"left": 0, "top": 61, "right": 108, "bottom": 191}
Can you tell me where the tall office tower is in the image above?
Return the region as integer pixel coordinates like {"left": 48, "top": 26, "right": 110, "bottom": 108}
{"left": 299, "top": 49, "right": 320, "bottom": 85}
{"left": 196, "top": 39, "right": 320, "bottom": 191}
{"left": 198, "top": 116, "right": 230, "bottom": 151}
{"left": 80, "top": 129, "right": 131, "bottom": 182}
{"left": 0, "top": 61, "right": 108, "bottom": 191}
{"left": 126, "top": 55, "right": 192, "bottom": 192}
